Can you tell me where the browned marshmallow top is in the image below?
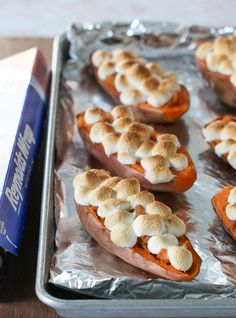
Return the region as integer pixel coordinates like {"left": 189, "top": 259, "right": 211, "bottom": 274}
{"left": 73, "top": 169, "right": 192, "bottom": 272}
{"left": 202, "top": 118, "right": 236, "bottom": 170}
{"left": 196, "top": 35, "right": 236, "bottom": 86}
{"left": 92, "top": 49, "right": 181, "bottom": 107}
{"left": 85, "top": 105, "right": 189, "bottom": 184}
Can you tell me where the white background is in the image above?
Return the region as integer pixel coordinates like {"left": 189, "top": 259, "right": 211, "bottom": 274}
{"left": 0, "top": 0, "right": 235, "bottom": 37}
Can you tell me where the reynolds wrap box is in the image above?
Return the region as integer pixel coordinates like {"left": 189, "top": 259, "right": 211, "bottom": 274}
{"left": 0, "top": 48, "right": 49, "bottom": 255}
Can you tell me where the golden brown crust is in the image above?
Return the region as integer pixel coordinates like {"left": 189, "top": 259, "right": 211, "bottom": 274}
{"left": 75, "top": 202, "right": 201, "bottom": 280}
{"left": 90, "top": 52, "right": 190, "bottom": 123}
{"left": 202, "top": 115, "right": 236, "bottom": 169}
{"left": 78, "top": 105, "right": 196, "bottom": 192}
{"left": 79, "top": 126, "right": 196, "bottom": 193}
{"left": 73, "top": 168, "right": 201, "bottom": 280}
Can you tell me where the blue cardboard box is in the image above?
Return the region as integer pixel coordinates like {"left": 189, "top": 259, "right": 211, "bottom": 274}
{"left": 0, "top": 48, "right": 50, "bottom": 254}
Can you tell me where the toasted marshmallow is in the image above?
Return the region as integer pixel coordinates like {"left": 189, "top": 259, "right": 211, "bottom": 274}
{"left": 217, "top": 59, "right": 234, "bottom": 75}
{"left": 145, "top": 166, "right": 173, "bottom": 184}
{"left": 135, "top": 139, "right": 156, "bottom": 159}
{"left": 228, "top": 187, "right": 236, "bottom": 204}
{"left": 157, "top": 134, "right": 181, "bottom": 148}
{"left": 202, "top": 120, "right": 225, "bottom": 142}
{"left": 114, "top": 73, "right": 133, "bottom": 92}
{"left": 127, "top": 122, "right": 154, "bottom": 140}
{"left": 230, "top": 73, "right": 236, "bottom": 87}
{"left": 147, "top": 234, "right": 178, "bottom": 254}
{"left": 196, "top": 41, "right": 214, "bottom": 60}
{"left": 206, "top": 53, "right": 228, "bottom": 73}
{"left": 147, "top": 90, "right": 172, "bottom": 107}
{"left": 168, "top": 246, "right": 193, "bottom": 272}
{"left": 97, "top": 61, "right": 115, "bottom": 80}
{"left": 110, "top": 223, "right": 137, "bottom": 247}
{"left": 132, "top": 214, "right": 166, "bottom": 237}
{"left": 126, "top": 63, "right": 151, "bottom": 87}
{"left": 97, "top": 198, "right": 131, "bottom": 218}
{"left": 113, "top": 117, "right": 132, "bottom": 133}
{"left": 215, "top": 139, "right": 236, "bottom": 156}
{"left": 145, "top": 63, "right": 164, "bottom": 77}
{"left": 102, "top": 132, "right": 120, "bottom": 156}
{"left": 146, "top": 200, "right": 172, "bottom": 217}
{"left": 91, "top": 50, "right": 112, "bottom": 67}
{"left": 117, "top": 132, "right": 143, "bottom": 153}
{"left": 158, "top": 78, "right": 179, "bottom": 94}
{"left": 169, "top": 153, "right": 188, "bottom": 171}
{"left": 73, "top": 169, "right": 110, "bottom": 189}
{"left": 228, "top": 35, "right": 236, "bottom": 46}
{"left": 111, "top": 105, "right": 134, "bottom": 120}
{"left": 112, "top": 49, "right": 138, "bottom": 63}
{"left": 227, "top": 144, "right": 236, "bottom": 169}
{"left": 115, "top": 59, "right": 138, "bottom": 74}
{"left": 221, "top": 122, "right": 236, "bottom": 141}
{"left": 84, "top": 106, "right": 106, "bottom": 124}
{"left": 115, "top": 178, "right": 140, "bottom": 199}
{"left": 120, "top": 89, "right": 146, "bottom": 105}
{"left": 88, "top": 186, "right": 117, "bottom": 206}
{"left": 117, "top": 151, "right": 137, "bottom": 164}
{"left": 213, "top": 37, "right": 234, "bottom": 55}
{"left": 163, "top": 71, "right": 178, "bottom": 81}
{"left": 74, "top": 185, "right": 91, "bottom": 205}
{"left": 165, "top": 214, "right": 186, "bottom": 237}
{"left": 104, "top": 211, "right": 135, "bottom": 230}
{"left": 140, "top": 155, "right": 169, "bottom": 171}
{"left": 151, "top": 140, "right": 177, "bottom": 159}
{"left": 231, "top": 53, "right": 236, "bottom": 69}
{"left": 226, "top": 203, "right": 236, "bottom": 221}
{"left": 127, "top": 191, "right": 155, "bottom": 209}
{"left": 89, "top": 122, "right": 113, "bottom": 143}
{"left": 99, "top": 176, "right": 121, "bottom": 189}
{"left": 140, "top": 76, "right": 160, "bottom": 95}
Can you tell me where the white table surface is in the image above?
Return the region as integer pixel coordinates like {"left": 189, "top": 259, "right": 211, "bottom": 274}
{"left": 0, "top": 0, "right": 235, "bottom": 37}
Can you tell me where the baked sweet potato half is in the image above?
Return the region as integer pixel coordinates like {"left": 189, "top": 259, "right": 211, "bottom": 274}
{"left": 195, "top": 36, "right": 236, "bottom": 107}
{"left": 77, "top": 105, "right": 197, "bottom": 192}
{"left": 90, "top": 49, "right": 190, "bottom": 123}
{"left": 73, "top": 169, "right": 202, "bottom": 281}
{"left": 202, "top": 115, "right": 236, "bottom": 169}
{"left": 212, "top": 185, "right": 236, "bottom": 240}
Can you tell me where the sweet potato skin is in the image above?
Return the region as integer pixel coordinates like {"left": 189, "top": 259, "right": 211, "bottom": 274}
{"left": 79, "top": 127, "right": 197, "bottom": 193}
{"left": 75, "top": 203, "right": 202, "bottom": 281}
{"left": 90, "top": 57, "right": 190, "bottom": 123}
{"left": 211, "top": 185, "right": 236, "bottom": 240}
{"left": 196, "top": 57, "right": 236, "bottom": 107}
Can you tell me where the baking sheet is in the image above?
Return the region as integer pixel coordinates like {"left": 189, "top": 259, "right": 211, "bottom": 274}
{"left": 50, "top": 21, "right": 236, "bottom": 299}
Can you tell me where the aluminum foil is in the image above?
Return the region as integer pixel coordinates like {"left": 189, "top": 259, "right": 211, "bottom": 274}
{"left": 50, "top": 21, "right": 236, "bottom": 299}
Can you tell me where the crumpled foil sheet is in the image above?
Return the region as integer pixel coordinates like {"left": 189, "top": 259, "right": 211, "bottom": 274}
{"left": 50, "top": 21, "right": 236, "bottom": 299}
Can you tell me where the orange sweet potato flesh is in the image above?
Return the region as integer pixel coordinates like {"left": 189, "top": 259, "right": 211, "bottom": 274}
{"left": 75, "top": 203, "right": 202, "bottom": 281}
{"left": 77, "top": 114, "right": 197, "bottom": 193}
{"left": 204, "top": 115, "right": 236, "bottom": 163}
{"left": 211, "top": 185, "right": 236, "bottom": 240}
{"left": 196, "top": 57, "right": 236, "bottom": 107}
{"left": 91, "top": 59, "right": 190, "bottom": 123}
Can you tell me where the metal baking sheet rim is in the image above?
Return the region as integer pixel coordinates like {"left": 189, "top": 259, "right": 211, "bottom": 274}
{"left": 35, "top": 33, "right": 236, "bottom": 318}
